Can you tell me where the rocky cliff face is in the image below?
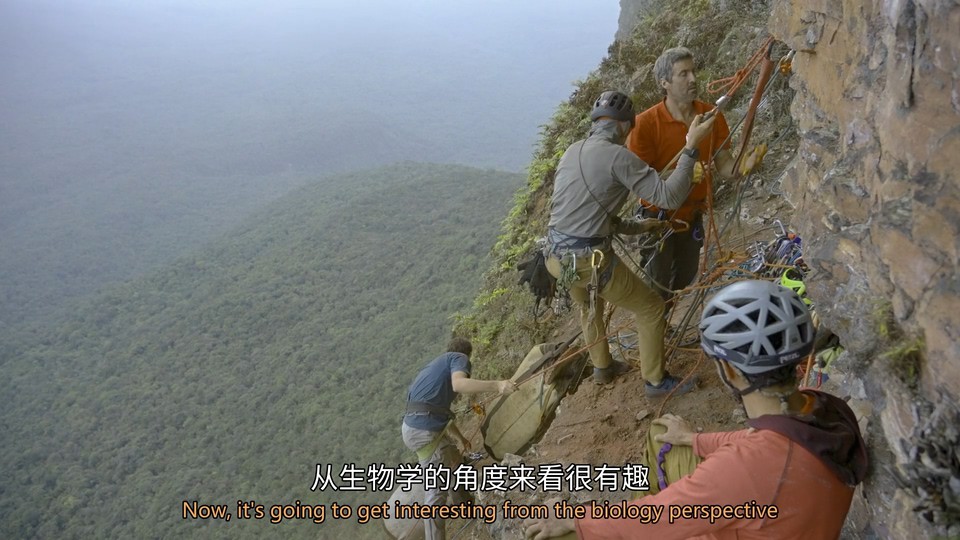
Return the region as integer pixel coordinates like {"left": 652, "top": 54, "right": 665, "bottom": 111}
{"left": 616, "top": 0, "right": 653, "bottom": 41}
{"left": 768, "top": 0, "right": 959, "bottom": 537}
{"left": 617, "top": 0, "right": 959, "bottom": 535}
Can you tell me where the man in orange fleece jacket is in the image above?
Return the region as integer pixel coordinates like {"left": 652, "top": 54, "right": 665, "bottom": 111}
{"left": 524, "top": 280, "right": 868, "bottom": 539}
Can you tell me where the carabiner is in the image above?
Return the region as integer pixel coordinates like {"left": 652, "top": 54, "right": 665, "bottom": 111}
{"left": 692, "top": 222, "right": 704, "bottom": 242}
{"left": 591, "top": 249, "right": 604, "bottom": 269}
{"left": 773, "top": 219, "right": 787, "bottom": 238}
{"left": 658, "top": 229, "right": 674, "bottom": 252}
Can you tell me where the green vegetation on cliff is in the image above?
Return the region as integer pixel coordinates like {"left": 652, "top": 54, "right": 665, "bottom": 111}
{"left": 455, "top": 0, "right": 786, "bottom": 378}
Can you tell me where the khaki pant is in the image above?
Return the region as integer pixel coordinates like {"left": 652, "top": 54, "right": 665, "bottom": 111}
{"left": 546, "top": 251, "right": 666, "bottom": 385}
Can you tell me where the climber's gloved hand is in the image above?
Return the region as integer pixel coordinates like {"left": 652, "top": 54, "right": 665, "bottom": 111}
{"left": 740, "top": 143, "right": 767, "bottom": 176}
{"left": 661, "top": 161, "right": 704, "bottom": 184}
{"left": 517, "top": 251, "right": 555, "bottom": 300}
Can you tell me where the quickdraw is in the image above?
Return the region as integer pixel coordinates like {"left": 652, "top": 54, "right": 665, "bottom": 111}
{"left": 778, "top": 54, "right": 793, "bottom": 76}
{"left": 586, "top": 249, "right": 605, "bottom": 323}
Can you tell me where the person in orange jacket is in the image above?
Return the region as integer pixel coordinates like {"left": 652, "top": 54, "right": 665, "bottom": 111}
{"left": 524, "top": 280, "right": 868, "bottom": 540}
{"left": 626, "top": 47, "right": 763, "bottom": 311}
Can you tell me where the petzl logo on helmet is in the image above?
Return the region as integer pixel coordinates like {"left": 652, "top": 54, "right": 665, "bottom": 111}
{"left": 780, "top": 351, "right": 800, "bottom": 363}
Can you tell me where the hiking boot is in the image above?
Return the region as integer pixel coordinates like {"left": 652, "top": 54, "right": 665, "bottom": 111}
{"left": 593, "top": 361, "right": 632, "bottom": 385}
{"left": 645, "top": 373, "right": 698, "bottom": 397}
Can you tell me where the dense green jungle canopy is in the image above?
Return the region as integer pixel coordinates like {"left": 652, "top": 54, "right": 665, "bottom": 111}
{"left": 0, "top": 162, "right": 521, "bottom": 538}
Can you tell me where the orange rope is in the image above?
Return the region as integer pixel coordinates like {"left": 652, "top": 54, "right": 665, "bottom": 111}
{"left": 706, "top": 36, "right": 775, "bottom": 96}
{"left": 796, "top": 352, "right": 817, "bottom": 390}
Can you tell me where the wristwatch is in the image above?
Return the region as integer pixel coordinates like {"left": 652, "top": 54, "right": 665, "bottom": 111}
{"left": 682, "top": 146, "right": 700, "bottom": 160}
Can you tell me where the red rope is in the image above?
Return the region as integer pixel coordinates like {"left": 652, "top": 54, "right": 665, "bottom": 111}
{"left": 706, "top": 36, "right": 775, "bottom": 97}
{"left": 731, "top": 44, "right": 777, "bottom": 177}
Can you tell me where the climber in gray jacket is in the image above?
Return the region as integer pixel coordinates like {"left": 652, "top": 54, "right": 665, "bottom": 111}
{"left": 545, "top": 90, "right": 715, "bottom": 394}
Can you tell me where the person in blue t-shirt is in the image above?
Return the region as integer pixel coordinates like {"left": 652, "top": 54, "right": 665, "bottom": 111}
{"left": 401, "top": 336, "right": 517, "bottom": 540}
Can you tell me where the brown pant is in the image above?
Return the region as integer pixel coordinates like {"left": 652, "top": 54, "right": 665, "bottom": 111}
{"left": 546, "top": 251, "right": 666, "bottom": 385}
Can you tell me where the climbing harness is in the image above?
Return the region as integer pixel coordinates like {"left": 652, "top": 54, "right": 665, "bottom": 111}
{"left": 655, "top": 220, "right": 691, "bottom": 253}
{"left": 634, "top": 204, "right": 691, "bottom": 254}
{"left": 414, "top": 424, "right": 449, "bottom": 462}
{"left": 405, "top": 401, "right": 454, "bottom": 420}
{"left": 546, "top": 227, "right": 618, "bottom": 321}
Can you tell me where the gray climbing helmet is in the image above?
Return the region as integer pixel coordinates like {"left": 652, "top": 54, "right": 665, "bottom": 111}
{"left": 590, "top": 91, "right": 635, "bottom": 126}
{"left": 699, "top": 280, "right": 814, "bottom": 373}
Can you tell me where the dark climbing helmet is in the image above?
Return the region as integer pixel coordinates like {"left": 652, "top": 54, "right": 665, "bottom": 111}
{"left": 699, "top": 280, "right": 814, "bottom": 373}
{"left": 590, "top": 91, "right": 635, "bottom": 126}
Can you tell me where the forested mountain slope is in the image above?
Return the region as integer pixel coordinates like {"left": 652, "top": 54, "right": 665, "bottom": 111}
{"left": 0, "top": 162, "right": 521, "bottom": 538}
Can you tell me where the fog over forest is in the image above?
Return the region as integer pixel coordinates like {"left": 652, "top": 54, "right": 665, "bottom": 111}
{"left": 1, "top": 0, "right": 618, "bottom": 323}
{"left": 2, "top": 2, "right": 623, "bottom": 537}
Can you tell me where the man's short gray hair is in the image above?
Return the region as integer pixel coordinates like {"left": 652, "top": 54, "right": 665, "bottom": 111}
{"left": 654, "top": 47, "right": 695, "bottom": 91}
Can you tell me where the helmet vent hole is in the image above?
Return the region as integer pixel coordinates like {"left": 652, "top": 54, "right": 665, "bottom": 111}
{"left": 723, "top": 320, "right": 750, "bottom": 334}
{"left": 799, "top": 323, "right": 810, "bottom": 343}
{"left": 768, "top": 331, "right": 784, "bottom": 351}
